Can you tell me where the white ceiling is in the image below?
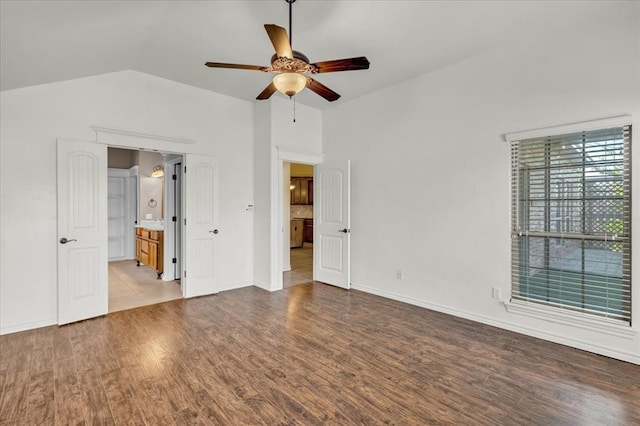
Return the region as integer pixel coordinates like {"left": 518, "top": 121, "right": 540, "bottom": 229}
{"left": 0, "top": 0, "right": 625, "bottom": 110}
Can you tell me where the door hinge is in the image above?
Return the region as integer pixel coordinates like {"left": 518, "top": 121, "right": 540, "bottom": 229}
{"left": 184, "top": 166, "right": 187, "bottom": 173}
{"left": 172, "top": 258, "right": 177, "bottom": 264}
{"left": 184, "top": 270, "right": 187, "bottom": 277}
{"left": 172, "top": 216, "right": 177, "bottom": 222}
{"left": 172, "top": 174, "right": 177, "bottom": 180}
{"left": 184, "top": 218, "right": 187, "bottom": 226}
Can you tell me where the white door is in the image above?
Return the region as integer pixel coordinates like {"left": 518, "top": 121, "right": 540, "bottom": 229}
{"left": 183, "top": 154, "right": 218, "bottom": 298}
{"left": 57, "top": 139, "right": 108, "bottom": 325}
{"left": 314, "top": 160, "right": 351, "bottom": 289}
{"left": 107, "top": 170, "right": 127, "bottom": 261}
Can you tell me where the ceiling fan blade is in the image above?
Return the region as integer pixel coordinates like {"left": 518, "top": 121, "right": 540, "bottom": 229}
{"left": 306, "top": 77, "right": 340, "bottom": 102}
{"left": 311, "top": 56, "right": 370, "bottom": 73}
{"left": 205, "top": 62, "right": 267, "bottom": 71}
{"left": 256, "top": 82, "right": 277, "bottom": 100}
{"left": 264, "top": 24, "right": 293, "bottom": 59}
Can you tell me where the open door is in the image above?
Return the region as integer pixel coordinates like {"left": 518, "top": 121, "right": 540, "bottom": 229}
{"left": 314, "top": 160, "right": 351, "bottom": 289}
{"left": 57, "top": 140, "right": 108, "bottom": 325}
{"left": 183, "top": 154, "right": 218, "bottom": 298}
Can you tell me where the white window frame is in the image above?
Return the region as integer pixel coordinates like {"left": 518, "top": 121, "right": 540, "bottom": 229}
{"left": 504, "top": 116, "right": 636, "bottom": 339}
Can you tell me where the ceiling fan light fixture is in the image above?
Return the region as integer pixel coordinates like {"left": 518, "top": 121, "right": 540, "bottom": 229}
{"left": 273, "top": 72, "right": 307, "bottom": 97}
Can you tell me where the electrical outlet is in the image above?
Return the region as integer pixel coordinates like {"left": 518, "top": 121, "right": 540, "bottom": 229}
{"left": 396, "top": 270, "right": 404, "bottom": 280}
{"left": 492, "top": 287, "right": 501, "bottom": 299}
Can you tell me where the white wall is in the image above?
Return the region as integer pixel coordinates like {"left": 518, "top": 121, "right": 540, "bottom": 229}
{"left": 252, "top": 96, "right": 322, "bottom": 291}
{"left": 253, "top": 102, "right": 273, "bottom": 289}
{"left": 138, "top": 151, "right": 164, "bottom": 220}
{"left": 0, "top": 70, "right": 254, "bottom": 334}
{"left": 283, "top": 162, "right": 291, "bottom": 271}
{"left": 322, "top": 4, "right": 640, "bottom": 363}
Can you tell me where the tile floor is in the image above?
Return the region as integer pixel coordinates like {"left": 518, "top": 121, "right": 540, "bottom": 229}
{"left": 283, "top": 242, "right": 313, "bottom": 288}
{"left": 108, "top": 260, "right": 182, "bottom": 313}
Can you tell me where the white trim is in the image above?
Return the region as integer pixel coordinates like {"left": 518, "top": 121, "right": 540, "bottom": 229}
{"left": 217, "top": 281, "right": 253, "bottom": 292}
{"left": 504, "top": 115, "right": 632, "bottom": 143}
{"left": 93, "top": 126, "right": 196, "bottom": 145}
{"left": 273, "top": 150, "right": 322, "bottom": 292}
{"left": 351, "top": 282, "right": 640, "bottom": 365}
{"left": 253, "top": 281, "right": 276, "bottom": 292}
{"left": 162, "top": 156, "right": 183, "bottom": 282}
{"left": 107, "top": 168, "right": 131, "bottom": 178}
{"left": 277, "top": 146, "right": 323, "bottom": 163}
{"left": 504, "top": 300, "right": 636, "bottom": 339}
{"left": 0, "top": 318, "right": 57, "bottom": 336}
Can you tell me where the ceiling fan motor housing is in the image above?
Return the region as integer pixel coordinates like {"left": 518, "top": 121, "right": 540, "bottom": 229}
{"left": 268, "top": 51, "right": 318, "bottom": 74}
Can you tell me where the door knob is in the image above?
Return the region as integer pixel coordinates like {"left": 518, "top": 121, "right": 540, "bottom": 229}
{"left": 338, "top": 228, "right": 350, "bottom": 233}
{"left": 59, "top": 237, "right": 77, "bottom": 244}
{"left": 209, "top": 229, "right": 219, "bottom": 234}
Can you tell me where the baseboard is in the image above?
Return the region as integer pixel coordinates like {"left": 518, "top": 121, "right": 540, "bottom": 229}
{"left": 0, "top": 318, "right": 57, "bottom": 336}
{"left": 218, "top": 281, "right": 253, "bottom": 292}
{"left": 351, "top": 282, "right": 640, "bottom": 365}
{"left": 253, "top": 281, "right": 272, "bottom": 291}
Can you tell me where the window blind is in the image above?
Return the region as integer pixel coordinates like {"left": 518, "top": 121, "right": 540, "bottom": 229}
{"left": 510, "top": 125, "right": 631, "bottom": 324}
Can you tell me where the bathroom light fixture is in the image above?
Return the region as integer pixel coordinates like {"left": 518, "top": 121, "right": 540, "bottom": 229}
{"left": 151, "top": 165, "right": 164, "bottom": 178}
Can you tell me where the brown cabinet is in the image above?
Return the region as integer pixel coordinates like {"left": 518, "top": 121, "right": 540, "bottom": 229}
{"left": 290, "top": 177, "right": 313, "bottom": 205}
{"left": 303, "top": 219, "right": 313, "bottom": 243}
{"left": 290, "top": 219, "right": 304, "bottom": 248}
{"left": 136, "top": 227, "right": 164, "bottom": 278}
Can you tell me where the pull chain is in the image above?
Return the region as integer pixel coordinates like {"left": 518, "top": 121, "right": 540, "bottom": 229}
{"left": 293, "top": 96, "right": 296, "bottom": 123}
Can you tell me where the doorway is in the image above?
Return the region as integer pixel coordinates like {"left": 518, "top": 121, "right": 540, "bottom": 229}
{"left": 283, "top": 162, "right": 314, "bottom": 288}
{"left": 107, "top": 147, "right": 182, "bottom": 312}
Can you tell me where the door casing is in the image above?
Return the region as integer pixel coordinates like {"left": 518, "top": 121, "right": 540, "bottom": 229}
{"left": 275, "top": 148, "right": 323, "bottom": 291}
{"left": 58, "top": 127, "right": 218, "bottom": 324}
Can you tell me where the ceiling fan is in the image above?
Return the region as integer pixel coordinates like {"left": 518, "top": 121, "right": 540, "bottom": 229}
{"left": 204, "top": 0, "right": 370, "bottom": 102}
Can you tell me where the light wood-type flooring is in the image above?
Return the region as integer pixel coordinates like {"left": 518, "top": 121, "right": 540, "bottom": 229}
{"left": 109, "top": 260, "right": 182, "bottom": 313}
{"left": 283, "top": 242, "right": 313, "bottom": 288}
{"left": 1, "top": 283, "right": 639, "bottom": 424}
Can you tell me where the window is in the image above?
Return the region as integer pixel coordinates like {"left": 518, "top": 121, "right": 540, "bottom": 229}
{"left": 510, "top": 124, "right": 631, "bottom": 325}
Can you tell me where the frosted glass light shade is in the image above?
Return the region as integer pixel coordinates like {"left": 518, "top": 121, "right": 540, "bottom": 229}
{"left": 273, "top": 72, "right": 307, "bottom": 97}
{"left": 151, "top": 165, "right": 164, "bottom": 178}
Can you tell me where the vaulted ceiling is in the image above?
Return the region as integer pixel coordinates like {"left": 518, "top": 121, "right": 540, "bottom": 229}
{"left": 0, "top": 0, "right": 626, "bottom": 109}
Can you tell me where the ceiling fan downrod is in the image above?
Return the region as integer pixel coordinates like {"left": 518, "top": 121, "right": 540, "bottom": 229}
{"left": 286, "top": 0, "right": 296, "bottom": 47}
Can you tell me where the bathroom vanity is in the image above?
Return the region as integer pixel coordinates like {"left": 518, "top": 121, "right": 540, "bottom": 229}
{"left": 135, "top": 226, "right": 164, "bottom": 279}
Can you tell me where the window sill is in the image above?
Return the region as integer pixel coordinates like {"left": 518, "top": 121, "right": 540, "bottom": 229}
{"left": 504, "top": 301, "right": 637, "bottom": 340}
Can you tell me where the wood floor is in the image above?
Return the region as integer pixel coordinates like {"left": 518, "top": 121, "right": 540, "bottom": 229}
{"left": 1, "top": 283, "right": 639, "bottom": 425}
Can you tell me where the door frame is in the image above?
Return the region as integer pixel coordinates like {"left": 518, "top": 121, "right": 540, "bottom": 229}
{"left": 162, "top": 155, "right": 183, "bottom": 281}
{"left": 59, "top": 127, "right": 206, "bottom": 310}
{"left": 274, "top": 147, "right": 323, "bottom": 291}
{"left": 107, "top": 167, "right": 138, "bottom": 261}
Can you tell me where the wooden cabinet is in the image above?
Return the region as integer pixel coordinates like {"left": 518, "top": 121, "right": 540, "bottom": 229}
{"left": 136, "top": 227, "right": 164, "bottom": 278}
{"left": 303, "top": 219, "right": 313, "bottom": 243}
{"left": 290, "top": 177, "right": 313, "bottom": 205}
{"left": 290, "top": 219, "right": 304, "bottom": 248}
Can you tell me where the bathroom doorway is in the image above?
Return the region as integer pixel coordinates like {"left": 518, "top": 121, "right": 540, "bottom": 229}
{"left": 107, "top": 147, "right": 182, "bottom": 312}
